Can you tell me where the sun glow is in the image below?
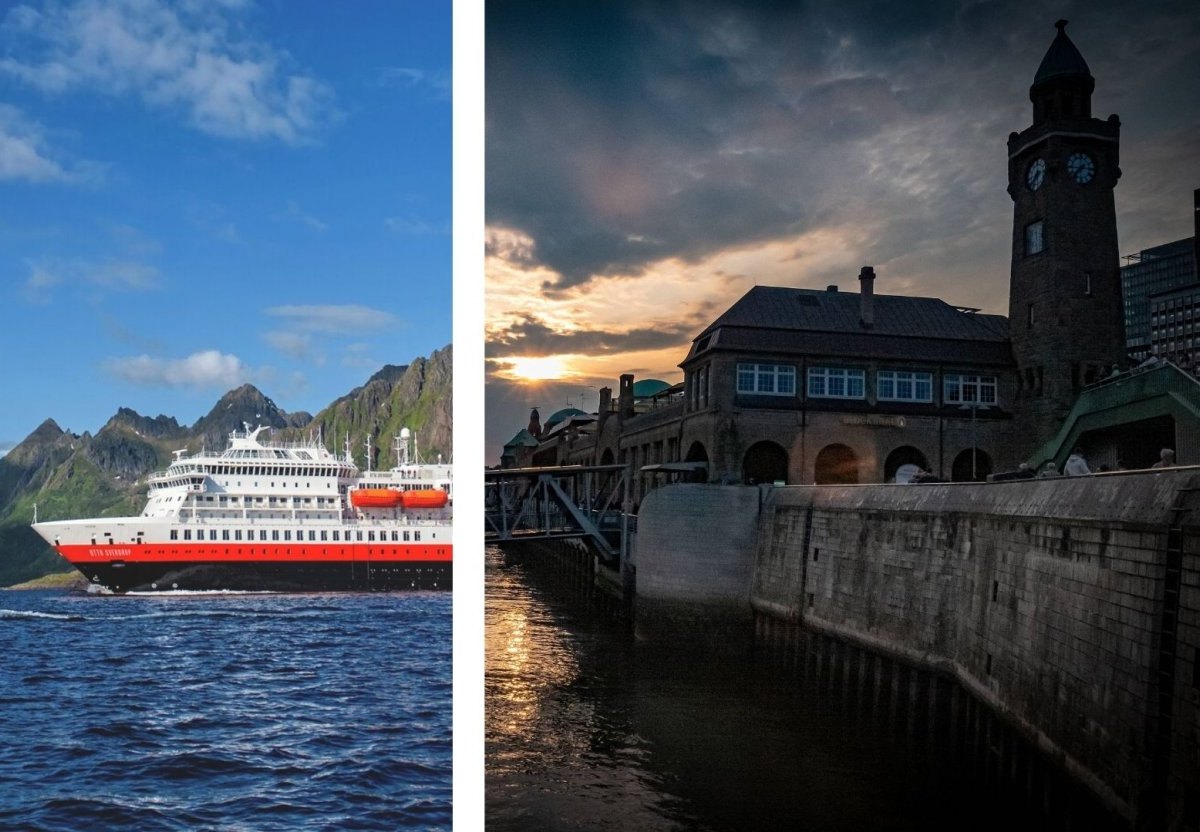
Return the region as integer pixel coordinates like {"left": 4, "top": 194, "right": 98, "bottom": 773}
{"left": 499, "top": 355, "right": 574, "bottom": 381}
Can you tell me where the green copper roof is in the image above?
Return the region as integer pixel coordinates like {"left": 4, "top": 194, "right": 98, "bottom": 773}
{"left": 632, "top": 379, "right": 670, "bottom": 398}
{"left": 1033, "top": 20, "right": 1092, "bottom": 85}
{"left": 1028, "top": 363, "right": 1200, "bottom": 468}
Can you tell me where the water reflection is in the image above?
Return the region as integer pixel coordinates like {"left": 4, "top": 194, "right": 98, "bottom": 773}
{"left": 485, "top": 547, "right": 1122, "bottom": 831}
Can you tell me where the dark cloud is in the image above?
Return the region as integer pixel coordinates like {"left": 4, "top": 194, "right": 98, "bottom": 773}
{"left": 487, "top": 0, "right": 1200, "bottom": 294}
{"left": 487, "top": 315, "right": 696, "bottom": 359}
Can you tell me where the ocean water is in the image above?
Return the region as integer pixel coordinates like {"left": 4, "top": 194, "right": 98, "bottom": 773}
{"left": 0, "top": 589, "right": 451, "bottom": 831}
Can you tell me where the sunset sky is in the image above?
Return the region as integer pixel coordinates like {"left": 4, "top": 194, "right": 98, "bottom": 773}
{"left": 485, "top": 0, "right": 1200, "bottom": 463}
{"left": 0, "top": 0, "right": 449, "bottom": 454}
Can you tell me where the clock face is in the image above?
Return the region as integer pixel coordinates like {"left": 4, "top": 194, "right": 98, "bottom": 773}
{"left": 1067, "top": 152, "right": 1095, "bottom": 184}
{"left": 1026, "top": 158, "right": 1046, "bottom": 191}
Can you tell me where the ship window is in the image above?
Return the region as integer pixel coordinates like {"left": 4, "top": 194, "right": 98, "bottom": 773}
{"left": 414, "top": 532, "right": 421, "bottom": 542}
{"left": 357, "top": 531, "right": 363, "bottom": 541}
{"left": 284, "top": 530, "right": 291, "bottom": 541}
{"left": 222, "top": 530, "right": 229, "bottom": 540}
{"left": 170, "top": 529, "right": 178, "bottom": 540}
{"left": 308, "top": 531, "right": 316, "bottom": 541}
{"left": 184, "top": 530, "right": 192, "bottom": 540}
{"left": 272, "top": 530, "right": 279, "bottom": 540}
{"left": 404, "top": 531, "right": 410, "bottom": 542}
{"left": 320, "top": 531, "right": 327, "bottom": 541}
{"left": 332, "top": 531, "right": 340, "bottom": 541}
{"left": 259, "top": 530, "right": 267, "bottom": 541}
{"left": 368, "top": 531, "right": 376, "bottom": 541}
{"left": 235, "top": 530, "right": 243, "bottom": 540}
{"left": 209, "top": 530, "right": 217, "bottom": 540}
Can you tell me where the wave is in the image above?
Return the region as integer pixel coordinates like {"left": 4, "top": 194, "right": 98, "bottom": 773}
{"left": 0, "top": 608, "right": 83, "bottom": 621}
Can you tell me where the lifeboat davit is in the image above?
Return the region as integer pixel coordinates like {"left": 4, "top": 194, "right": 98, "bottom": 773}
{"left": 400, "top": 489, "right": 449, "bottom": 509}
{"left": 350, "top": 488, "right": 403, "bottom": 508}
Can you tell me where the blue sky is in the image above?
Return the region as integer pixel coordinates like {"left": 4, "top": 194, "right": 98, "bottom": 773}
{"left": 0, "top": 0, "right": 450, "bottom": 452}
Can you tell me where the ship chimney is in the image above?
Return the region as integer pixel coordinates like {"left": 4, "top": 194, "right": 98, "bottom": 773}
{"left": 859, "top": 266, "right": 875, "bottom": 329}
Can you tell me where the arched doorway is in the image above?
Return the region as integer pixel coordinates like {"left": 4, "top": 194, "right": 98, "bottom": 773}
{"left": 600, "top": 448, "right": 614, "bottom": 465}
{"left": 684, "top": 441, "right": 709, "bottom": 483}
{"left": 884, "top": 446, "right": 930, "bottom": 483}
{"left": 743, "top": 441, "right": 789, "bottom": 485}
{"left": 952, "top": 448, "right": 992, "bottom": 482}
{"left": 815, "top": 444, "right": 858, "bottom": 485}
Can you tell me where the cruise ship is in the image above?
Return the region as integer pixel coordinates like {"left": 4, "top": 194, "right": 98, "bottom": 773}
{"left": 31, "top": 426, "right": 452, "bottom": 593}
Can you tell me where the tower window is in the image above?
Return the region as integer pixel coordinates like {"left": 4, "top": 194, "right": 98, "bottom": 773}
{"left": 1084, "top": 272, "right": 1092, "bottom": 296}
{"left": 1025, "top": 220, "right": 1044, "bottom": 255}
{"left": 1028, "top": 303, "right": 1035, "bottom": 327}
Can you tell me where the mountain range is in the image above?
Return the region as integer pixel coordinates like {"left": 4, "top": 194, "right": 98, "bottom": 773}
{"left": 0, "top": 345, "right": 451, "bottom": 587}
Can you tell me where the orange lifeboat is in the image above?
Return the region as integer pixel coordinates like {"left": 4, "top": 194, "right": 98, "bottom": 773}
{"left": 400, "top": 489, "right": 449, "bottom": 509}
{"left": 350, "top": 488, "right": 403, "bottom": 508}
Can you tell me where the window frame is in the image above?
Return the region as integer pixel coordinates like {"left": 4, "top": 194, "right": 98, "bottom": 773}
{"left": 735, "top": 362, "right": 797, "bottom": 397}
{"left": 808, "top": 366, "right": 866, "bottom": 400}
{"left": 943, "top": 373, "right": 998, "bottom": 405}
{"left": 877, "top": 370, "right": 933, "bottom": 403}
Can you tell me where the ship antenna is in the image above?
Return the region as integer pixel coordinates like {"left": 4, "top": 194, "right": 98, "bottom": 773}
{"left": 32, "top": 502, "right": 37, "bottom": 524}
{"left": 365, "top": 435, "right": 372, "bottom": 472}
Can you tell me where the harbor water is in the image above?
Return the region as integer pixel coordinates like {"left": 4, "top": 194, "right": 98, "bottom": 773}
{"left": 0, "top": 589, "right": 451, "bottom": 831}
{"left": 485, "top": 545, "right": 1108, "bottom": 831}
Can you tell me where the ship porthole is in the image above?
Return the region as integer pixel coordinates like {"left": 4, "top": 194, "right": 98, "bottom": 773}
{"left": 151, "top": 583, "right": 157, "bottom": 590}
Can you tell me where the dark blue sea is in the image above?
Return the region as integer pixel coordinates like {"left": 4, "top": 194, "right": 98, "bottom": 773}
{"left": 0, "top": 589, "right": 451, "bottom": 831}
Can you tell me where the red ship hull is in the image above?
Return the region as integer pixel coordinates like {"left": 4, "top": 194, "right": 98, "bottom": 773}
{"left": 57, "top": 542, "right": 452, "bottom": 593}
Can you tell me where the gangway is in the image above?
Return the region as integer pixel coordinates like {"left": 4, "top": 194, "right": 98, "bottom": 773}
{"left": 484, "top": 463, "right": 631, "bottom": 566}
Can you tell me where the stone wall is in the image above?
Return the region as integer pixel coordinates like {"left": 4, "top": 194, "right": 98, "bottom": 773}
{"left": 631, "top": 470, "right": 1199, "bottom": 828}
{"left": 750, "top": 469, "right": 1199, "bottom": 829}
{"left": 633, "top": 484, "right": 762, "bottom": 646}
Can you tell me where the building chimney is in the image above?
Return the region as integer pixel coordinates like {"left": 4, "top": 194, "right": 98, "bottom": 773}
{"left": 859, "top": 266, "right": 875, "bottom": 329}
{"left": 826, "top": 284, "right": 838, "bottom": 293}
{"left": 598, "top": 386, "right": 613, "bottom": 428}
{"left": 618, "top": 374, "right": 635, "bottom": 419}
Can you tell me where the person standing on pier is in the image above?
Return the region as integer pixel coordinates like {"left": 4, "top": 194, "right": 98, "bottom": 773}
{"left": 1064, "top": 448, "right": 1091, "bottom": 476}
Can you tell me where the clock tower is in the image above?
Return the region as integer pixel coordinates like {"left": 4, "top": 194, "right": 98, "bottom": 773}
{"left": 1007, "top": 20, "right": 1125, "bottom": 451}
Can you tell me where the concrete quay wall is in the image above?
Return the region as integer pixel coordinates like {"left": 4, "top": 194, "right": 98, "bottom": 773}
{"left": 633, "top": 484, "right": 762, "bottom": 645}
{"left": 633, "top": 470, "right": 1200, "bottom": 829}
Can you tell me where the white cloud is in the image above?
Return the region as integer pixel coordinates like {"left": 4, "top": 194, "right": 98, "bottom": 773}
{"left": 263, "top": 329, "right": 322, "bottom": 363}
{"left": 264, "top": 304, "right": 397, "bottom": 334}
{"left": 0, "top": 0, "right": 338, "bottom": 144}
{"left": 0, "top": 103, "right": 99, "bottom": 183}
{"left": 274, "top": 199, "right": 327, "bottom": 232}
{"left": 87, "top": 259, "right": 160, "bottom": 290}
{"left": 378, "top": 66, "right": 450, "bottom": 100}
{"left": 104, "top": 349, "right": 251, "bottom": 388}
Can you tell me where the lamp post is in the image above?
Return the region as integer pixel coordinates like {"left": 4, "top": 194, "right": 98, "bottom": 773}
{"left": 959, "top": 402, "right": 991, "bottom": 480}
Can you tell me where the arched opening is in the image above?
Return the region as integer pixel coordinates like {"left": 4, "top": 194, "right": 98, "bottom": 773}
{"left": 952, "top": 448, "right": 993, "bottom": 482}
{"left": 815, "top": 444, "right": 858, "bottom": 485}
{"left": 884, "top": 446, "right": 930, "bottom": 483}
{"left": 684, "top": 441, "right": 709, "bottom": 483}
{"left": 600, "top": 448, "right": 614, "bottom": 465}
{"left": 742, "top": 441, "right": 789, "bottom": 485}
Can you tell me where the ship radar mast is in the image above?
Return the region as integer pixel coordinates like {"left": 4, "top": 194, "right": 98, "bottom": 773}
{"left": 364, "top": 435, "right": 373, "bottom": 472}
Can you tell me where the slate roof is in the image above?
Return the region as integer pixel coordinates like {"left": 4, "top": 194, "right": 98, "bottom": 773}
{"left": 1033, "top": 21, "right": 1092, "bottom": 85}
{"left": 694, "top": 285, "right": 1009, "bottom": 342}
